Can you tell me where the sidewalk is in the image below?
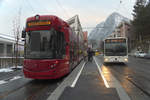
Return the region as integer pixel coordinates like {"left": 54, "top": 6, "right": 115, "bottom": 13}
{"left": 58, "top": 61, "right": 120, "bottom": 100}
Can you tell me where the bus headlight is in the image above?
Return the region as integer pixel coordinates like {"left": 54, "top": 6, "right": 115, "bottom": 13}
{"left": 104, "top": 58, "right": 108, "bottom": 62}
{"left": 124, "top": 58, "right": 128, "bottom": 62}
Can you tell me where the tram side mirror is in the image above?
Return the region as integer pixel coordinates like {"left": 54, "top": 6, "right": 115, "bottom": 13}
{"left": 65, "top": 42, "right": 69, "bottom": 46}
{"left": 58, "top": 26, "right": 61, "bottom": 30}
{"left": 22, "top": 30, "right": 26, "bottom": 38}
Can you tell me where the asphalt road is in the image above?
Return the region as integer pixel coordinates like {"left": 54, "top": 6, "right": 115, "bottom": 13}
{"left": 0, "top": 61, "right": 85, "bottom": 100}
{"left": 0, "top": 76, "right": 63, "bottom": 100}
{"left": 97, "top": 56, "right": 150, "bottom": 100}
{"left": 0, "top": 56, "right": 150, "bottom": 100}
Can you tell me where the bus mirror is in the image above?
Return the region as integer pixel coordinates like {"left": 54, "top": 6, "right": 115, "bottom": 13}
{"left": 22, "top": 30, "right": 26, "bottom": 38}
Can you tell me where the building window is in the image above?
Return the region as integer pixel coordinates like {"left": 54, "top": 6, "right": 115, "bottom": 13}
{"left": 0, "top": 43, "right": 4, "bottom": 54}
{"left": 7, "top": 44, "right": 12, "bottom": 54}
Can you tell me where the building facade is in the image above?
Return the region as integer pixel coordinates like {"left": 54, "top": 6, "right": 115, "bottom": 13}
{"left": 0, "top": 33, "right": 24, "bottom": 68}
{"left": 83, "top": 31, "right": 88, "bottom": 49}
{"left": 107, "top": 21, "right": 132, "bottom": 51}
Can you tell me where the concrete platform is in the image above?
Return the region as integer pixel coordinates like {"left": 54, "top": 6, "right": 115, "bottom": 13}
{"left": 59, "top": 61, "right": 120, "bottom": 100}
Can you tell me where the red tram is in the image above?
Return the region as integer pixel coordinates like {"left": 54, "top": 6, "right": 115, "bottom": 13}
{"left": 22, "top": 15, "right": 83, "bottom": 79}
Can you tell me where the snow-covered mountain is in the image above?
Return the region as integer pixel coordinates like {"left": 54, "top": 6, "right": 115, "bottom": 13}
{"left": 88, "top": 12, "right": 129, "bottom": 42}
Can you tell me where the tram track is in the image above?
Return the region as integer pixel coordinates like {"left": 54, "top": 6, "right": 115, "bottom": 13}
{"left": 0, "top": 78, "right": 63, "bottom": 100}
{"left": 104, "top": 63, "right": 150, "bottom": 99}
{"left": 126, "top": 77, "right": 150, "bottom": 98}
{"left": 2, "top": 73, "right": 23, "bottom": 82}
{"left": 25, "top": 79, "right": 64, "bottom": 100}
{"left": 0, "top": 70, "right": 23, "bottom": 80}
{"left": 0, "top": 79, "right": 33, "bottom": 99}
{"left": 94, "top": 55, "right": 150, "bottom": 99}
{"left": 0, "top": 58, "right": 83, "bottom": 100}
{"left": 24, "top": 82, "right": 49, "bottom": 100}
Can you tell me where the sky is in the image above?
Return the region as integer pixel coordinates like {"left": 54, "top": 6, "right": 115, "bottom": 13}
{"left": 0, "top": 0, "right": 136, "bottom": 35}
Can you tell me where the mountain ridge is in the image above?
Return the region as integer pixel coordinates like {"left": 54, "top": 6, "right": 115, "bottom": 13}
{"left": 88, "top": 12, "right": 129, "bottom": 48}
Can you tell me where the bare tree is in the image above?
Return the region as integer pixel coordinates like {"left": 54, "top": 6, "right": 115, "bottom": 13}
{"left": 12, "top": 9, "right": 21, "bottom": 69}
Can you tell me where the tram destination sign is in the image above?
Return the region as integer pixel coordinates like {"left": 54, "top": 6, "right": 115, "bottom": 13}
{"left": 27, "top": 20, "right": 51, "bottom": 27}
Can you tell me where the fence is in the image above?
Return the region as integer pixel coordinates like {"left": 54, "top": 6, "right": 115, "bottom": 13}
{"left": 0, "top": 57, "right": 24, "bottom": 68}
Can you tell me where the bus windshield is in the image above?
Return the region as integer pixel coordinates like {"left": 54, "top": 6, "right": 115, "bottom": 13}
{"left": 105, "top": 40, "right": 127, "bottom": 56}
{"left": 25, "top": 29, "right": 66, "bottom": 59}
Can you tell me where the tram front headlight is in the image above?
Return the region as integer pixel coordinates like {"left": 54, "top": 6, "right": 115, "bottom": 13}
{"left": 49, "top": 61, "right": 58, "bottom": 69}
{"left": 50, "top": 65, "right": 54, "bottom": 68}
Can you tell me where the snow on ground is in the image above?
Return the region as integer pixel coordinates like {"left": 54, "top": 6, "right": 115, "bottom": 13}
{"left": 0, "top": 68, "right": 13, "bottom": 72}
{"left": 0, "top": 80, "right": 7, "bottom": 85}
{"left": 11, "top": 66, "right": 23, "bottom": 69}
{"left": 0, "top": 66, "right": 22, "bottom": 73}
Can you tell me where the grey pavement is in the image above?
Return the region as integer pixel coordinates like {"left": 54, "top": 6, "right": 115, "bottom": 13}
{"left": 58, "top": 60, "right": 120, "bottom": 100}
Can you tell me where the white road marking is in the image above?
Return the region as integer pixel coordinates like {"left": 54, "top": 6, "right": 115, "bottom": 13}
{"left": 47, "top": 61, "right": 85, "bottom": 100}
{"left": 71, "top": 62, "right": 86, "bottom": 87}
{"left": 94, "top": 57, "right": 131, "bottom": 100}
{"left": 94, "top": 57, "right": 110, "bottom": 88}
{"left": 10, "top": 76, "right": 21, "bottom": 81}
{"left": 0, "top": 76, "right": 22, "bottom": 85}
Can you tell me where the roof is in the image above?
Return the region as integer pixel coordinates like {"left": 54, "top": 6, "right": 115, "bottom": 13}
{"left": 26, "top": 15, "right": 69, "bottom": 32}
{"left": 0, "top": 33, "right": 23, "bottom": 44}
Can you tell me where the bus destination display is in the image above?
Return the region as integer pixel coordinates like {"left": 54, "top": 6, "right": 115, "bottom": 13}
{"left": 105, "top": 39, "right": 126, "bottom": 43}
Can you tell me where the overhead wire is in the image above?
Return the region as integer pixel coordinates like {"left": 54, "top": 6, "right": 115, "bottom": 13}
{"left": 82, "top": 26, "right": 112, "bottom": 29}
{"left": 119, "top": 0, "right": 132, "bottom": 17}
{"left": 113, "top": 0, "right": 122, "bottom": 12}
{"left": 55, "top": 0, "right": 70, "bottom": 18}
{"left": 36, "top": 0, "right": 50, "bottom": 13}
{"left": 113, "top": 0, "right": 131, "bottom": 17}
{"left": 25, "top": 0, "right": 36, "bottom": 13}
{"left": 20, "top": 1, "right": 108, "bottom": 32}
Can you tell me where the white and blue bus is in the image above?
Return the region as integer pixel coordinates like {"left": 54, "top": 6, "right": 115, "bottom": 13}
{"left": 104, "top": 37, "right": 128, "bottom": 63}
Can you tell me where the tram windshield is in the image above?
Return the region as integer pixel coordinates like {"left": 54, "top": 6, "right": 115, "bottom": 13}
{"left": 25, "top": 29, "right": 66, "bottom": 59}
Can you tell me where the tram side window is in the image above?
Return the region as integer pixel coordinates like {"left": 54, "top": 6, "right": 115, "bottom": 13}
{"left": 49, "top": 30, "right": 65, "bottom": 59}
{"left": 60, "top": 32, "right": 66, "bottom": 55}
{"left": 56, "top": 31, "right": 66, "bottom": 59}
{"left": 49, "top": 30, "right": 57, "bottom": 58}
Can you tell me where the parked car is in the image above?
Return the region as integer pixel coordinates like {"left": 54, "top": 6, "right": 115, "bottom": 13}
{"left": 138, "top": 52, "right": 146, "bottom": 57}
{"left": 134, "top": 51, "right": 146, "bottom": 58}
{"left": 144, "top": 53, "right": 150, "bottom": 59}
{"left": 134, "top": 51, "right": 140, "bottom": 57}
